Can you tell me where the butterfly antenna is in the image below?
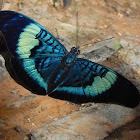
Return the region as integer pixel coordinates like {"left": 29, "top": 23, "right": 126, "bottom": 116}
{"left": 76, "top": 11, "right": 79, "bottom": 47}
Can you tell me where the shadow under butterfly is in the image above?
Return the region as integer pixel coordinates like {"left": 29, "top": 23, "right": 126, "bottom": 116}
{"left": 0, "top": 10, "right": 139, "bottom": 108}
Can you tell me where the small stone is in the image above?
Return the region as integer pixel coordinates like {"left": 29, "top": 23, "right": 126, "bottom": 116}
{"left": 54, "top": 118, "right": 58, "bottom": 121}
{"left": 27, "top": 118, "right": 31, "bottom": 123}
{"left": 117, "top": 13, "right": 123, "bottom": 18}
{"left": 10, "top": 89, "right": 19, "bottom": 95}
{"left": 14, "top": 125, "right": 23, "bottom": 133}
{"left": 47, "top": 115, "right": 53, "bottom": 119}
{"left": 117, "top": 32, "right": 122, "bottom": 36}
{"left": 31, "top": 123, "right": 35, "bottom": 126}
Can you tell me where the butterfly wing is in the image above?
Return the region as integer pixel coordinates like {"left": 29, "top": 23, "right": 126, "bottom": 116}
{"left": 50, "top": 58, "right": 139, "bottom": 108}
{"left": 0, "top": 11, "right": 68, "bottom": 57}
{"left": 0, "top": 10, "right": 68, "bottom": 95}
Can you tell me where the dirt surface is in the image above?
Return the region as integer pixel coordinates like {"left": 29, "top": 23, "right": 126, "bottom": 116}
{"left": 0, "top": 0, "right": 140, "bottom": 140}
{"left": 0, "top": 78, "right": 80, "bottom": 140}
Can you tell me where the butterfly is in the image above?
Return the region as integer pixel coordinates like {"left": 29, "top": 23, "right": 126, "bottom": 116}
{"left": 0, "top": 11, "right": 139, "bottom": 108}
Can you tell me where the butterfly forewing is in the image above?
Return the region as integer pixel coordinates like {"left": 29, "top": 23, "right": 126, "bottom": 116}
{"left": 0, "top": 10, "right": 67, "bottom": 94}
{"left": 0, "top": 11, "right": 68, "bottom": 57}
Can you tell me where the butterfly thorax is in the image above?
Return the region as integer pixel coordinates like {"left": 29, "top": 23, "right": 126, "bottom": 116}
{"left": 70, "top": 46, "right": 80, "bottom": 55}
{"left": 64, "top": 46, "right": 80, "bottom": 67}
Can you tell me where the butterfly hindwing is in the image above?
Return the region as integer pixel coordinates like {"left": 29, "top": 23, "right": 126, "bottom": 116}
{"left": 50, "top": 58, "right": 139, "bottom": 108}
{"left": 78, "top": 59, "right": 140, "bottom": 107}
{"left": 0, "top": 10, "right": 67, "bottom": 94}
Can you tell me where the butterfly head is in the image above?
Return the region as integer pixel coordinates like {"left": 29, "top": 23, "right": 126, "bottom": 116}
{"left": 70, "top": 46, "right": 80, "bottom": 55}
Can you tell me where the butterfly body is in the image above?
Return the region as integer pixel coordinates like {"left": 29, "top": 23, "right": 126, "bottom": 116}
{"left": 48, "top": 47, "right": 79, "bottom": 93}
{"left": 0, "top": 11, "right": 139, "bottom": 108}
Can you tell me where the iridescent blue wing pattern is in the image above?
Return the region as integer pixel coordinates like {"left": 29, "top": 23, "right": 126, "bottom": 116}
{"left": 0, "top": 10, "right": 67, "bottom": 95}
{"left": 0, "top": 10, "right": 139, "bottom": 108}
{"left": 50, "top": 58, "right": 139, "bottom": 108}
